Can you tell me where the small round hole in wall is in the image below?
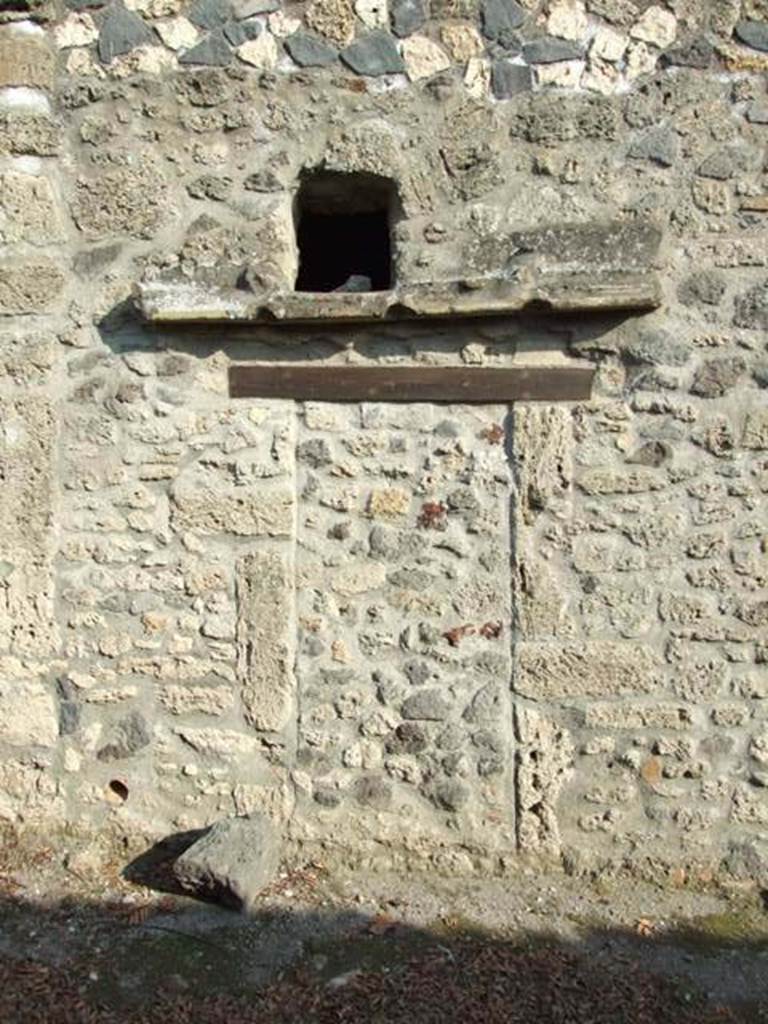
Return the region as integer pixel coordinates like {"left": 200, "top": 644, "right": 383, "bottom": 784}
{"left": 106, "top": 779, "right": 129, "bottom": 804}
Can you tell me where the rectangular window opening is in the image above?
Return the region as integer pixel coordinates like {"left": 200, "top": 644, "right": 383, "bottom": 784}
{"left": 294, "top": 171, "right": 397, "bottom": 294}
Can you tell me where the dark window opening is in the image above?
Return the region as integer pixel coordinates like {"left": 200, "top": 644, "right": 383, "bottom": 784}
{"left": 294, "top": 170, "right": 397, "bottom": 293}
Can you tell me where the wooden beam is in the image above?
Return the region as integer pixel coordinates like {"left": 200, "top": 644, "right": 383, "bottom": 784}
{"left": 228, "top": 365, "right": 594, "bottom": 403}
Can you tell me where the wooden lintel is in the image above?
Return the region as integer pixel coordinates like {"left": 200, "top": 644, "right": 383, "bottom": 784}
{"left": 228, "top": 365, "right": 595, "bottom": 403}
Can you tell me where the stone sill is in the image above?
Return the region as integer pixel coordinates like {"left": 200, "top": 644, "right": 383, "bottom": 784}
{"left": 135, "top": 271, "right": 661, "bottom": 327}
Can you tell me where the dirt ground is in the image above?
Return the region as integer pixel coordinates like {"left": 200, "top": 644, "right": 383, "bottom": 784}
{"left": 1, "top": 829, "right": 767, "bottom": 1023}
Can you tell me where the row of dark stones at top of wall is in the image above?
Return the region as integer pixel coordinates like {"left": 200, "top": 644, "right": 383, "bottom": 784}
{"left": 78, "top": 2, "right": 766, "bottom": 67}
{"left": 3, "top": 2, "right": 768, "bottom": 105}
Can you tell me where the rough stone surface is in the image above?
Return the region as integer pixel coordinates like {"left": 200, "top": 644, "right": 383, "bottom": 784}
{"left": 54, "top": 13, "right": 99, "bottom": 48}
{"left": 154, "top": 16, "right": 199, "bottom": 49}
{"left": 0, "top": 677, "right": 58, "bottom": 747}
{"left": 170, "top": 480, "right": 294, "bottom": 535}
{"left": 522, "top": 37, "right": 582, "bottom": 63}
{"left": 306, "top": 0, "right": 356, "bottom": 47}
{"left": 441, "top": 23, "right": 483, "bottom": 63}
{"left": 237, "top": 551, "right": 295, "bottom": 732}
{"left": 547, "top": 0, "right": 587, "bottom": 41}
{"left": 98, "top": 2, "right": 156, "bottom": 62}
{"left": 517, "top": 707, "right": 572, "bottom": 854}
{"left": 96, "top": 711, "right": 151, "bottom": 761}
{"left": 0, "top": 36, "right": 55, "bottom": 89}
{"left": 285, "top": 31, "right": 337, "bottom": 66}
{"left": 178, "top": 29, "right": 232, "bottom": 64}
{"left": 402, "top": 34, "right": 449, "bottom": 79}
{"left": 513, "top": 406, "right": 572, "bottom": 524}
{"left": 390, "top": 0, "right": 424, "bottom": 36}
{"left": 489, "top": 59, "right": 531, "bottom": 98}
{"left": 188, "top": 0, "right": 233, "bottom": 29}
{"left": 237, "top": 31, "right": 277, "bottom": 67}
{"left": 628, "top": 126, "right": 678, "bottom": 167}
{"left": 734, "top": 281, "right": 768, "bottom": 330}
{"left": 0, "top": 0, "right": 766, "bottom": 884}
{"left": 516, "top": 642, "right": 660, "bottom": 699}
{"left": 662, "top": 35, "right": 712, "bottom": 69}
{"left": 734, "top": 20, "right": 768, "bottom": 53}
{"left": 0, "top": 260, "right": 64, "bottom": 314}
{"left": 71, "top": 167, "right": 168, "bottom": 240}
{"left": 0, "top": 113, "right": 59, "bottom": 157}
{"left": 174, "top": 814, "right": 280, "bottom": 909}
{"left": 480, "top": 0, "right": 524, "bottom": 44}
{"left": 342, "top": 30, "right": 404, "bottom": 74}
{"left": 690, "top": 357, "right": 745, "bottom": 399}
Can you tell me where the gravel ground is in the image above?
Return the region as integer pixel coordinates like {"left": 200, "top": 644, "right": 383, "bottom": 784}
{"left": 0, "top": 938, "right": 747, "bottom": 1024}
{"left": 0, "top": 829, "right": 767, "bottom": 1023}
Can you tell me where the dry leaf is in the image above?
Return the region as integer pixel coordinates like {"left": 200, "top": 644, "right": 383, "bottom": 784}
{"left": 367, "top": 914, "right": 397, "bottom": 936}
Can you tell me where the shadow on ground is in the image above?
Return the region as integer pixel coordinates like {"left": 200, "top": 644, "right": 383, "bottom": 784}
{"left": 0, "top": 834, "right": 766, "bottom": 1023}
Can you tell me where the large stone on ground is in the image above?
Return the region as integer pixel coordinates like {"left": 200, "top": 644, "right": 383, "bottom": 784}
{"left": 173, "top": 814, "right": 280, "bottom": 911}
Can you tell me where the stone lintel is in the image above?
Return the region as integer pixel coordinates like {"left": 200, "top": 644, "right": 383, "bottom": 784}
{"left": 136, "top": 220, "right": 663, "bottom": 325}
{"left": 136, "top": 269, "right": 661, "bottom": 326}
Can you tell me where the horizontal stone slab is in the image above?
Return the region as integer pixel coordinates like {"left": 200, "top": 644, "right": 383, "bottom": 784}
{"left": 515, "top": 641, "right": 661, "bottom": 699}
{"left": 170, "top": 485, "right": 294, "bottom": 536}
{"left": 584, "top": 702, "right": 693, "bottom": 730}
{"left": 135, "top": 220, "right": 662, "bottom": 325}
{"left": 137, "top": 270, "right": 661, "bottom": 325}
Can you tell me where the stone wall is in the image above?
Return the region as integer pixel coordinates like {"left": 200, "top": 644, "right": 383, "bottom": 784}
{"left": 0, "top": 0, "right": 767, "bottom": 879}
